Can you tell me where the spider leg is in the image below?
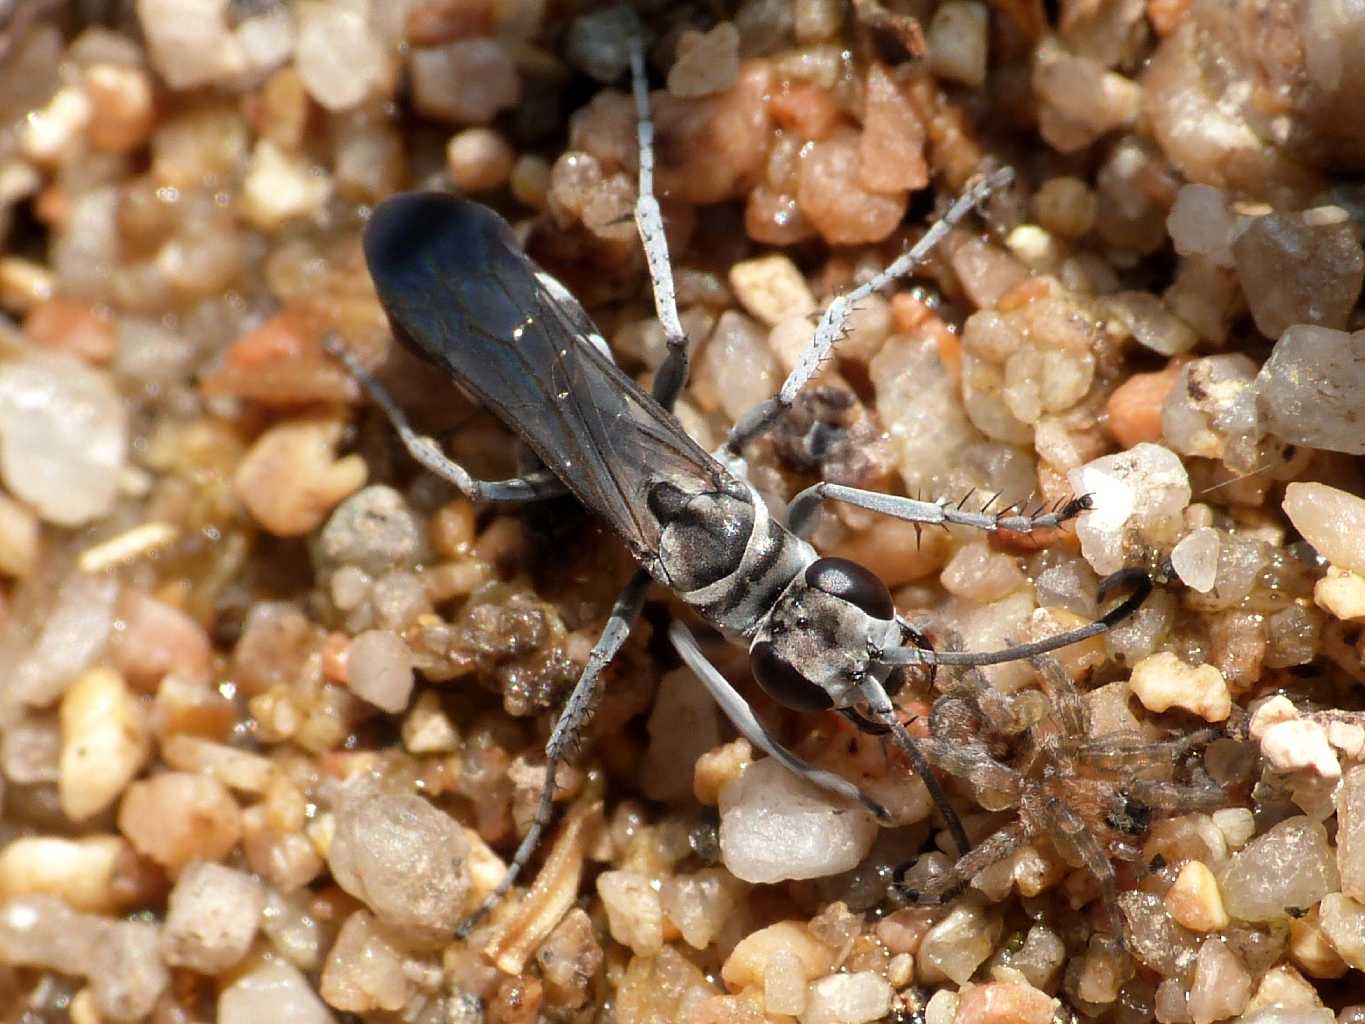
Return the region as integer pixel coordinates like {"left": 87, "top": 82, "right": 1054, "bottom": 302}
{"left": 893, "top": 821, "right": 1030, "bottom": 905}
{"left": 1043, "top": 796, "right": 1126, "bottom": 941}
{"left": 858, "top": 676, "right": 972, "bottom": 857}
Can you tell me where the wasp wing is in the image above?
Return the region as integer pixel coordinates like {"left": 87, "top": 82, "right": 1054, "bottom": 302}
{"left": 364, "top": 191, "right": 730, "bottom": 562}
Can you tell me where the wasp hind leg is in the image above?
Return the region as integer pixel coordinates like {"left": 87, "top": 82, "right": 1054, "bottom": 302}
{"left": 324, "top": 335, "right": 567, "bottom": 503}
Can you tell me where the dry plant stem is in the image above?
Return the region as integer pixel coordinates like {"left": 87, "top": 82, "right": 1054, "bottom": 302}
{"left": 480, "top": 792, "right": 603, "bottom": 975}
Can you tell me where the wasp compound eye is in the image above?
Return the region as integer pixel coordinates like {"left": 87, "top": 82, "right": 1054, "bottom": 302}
{"left": 750, "top": 640, "right": 835, "bottom": 713}
{"left": 804, "top": 557, "right": 895, "bottom": 621}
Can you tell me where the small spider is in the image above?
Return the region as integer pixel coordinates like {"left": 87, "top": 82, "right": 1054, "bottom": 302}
{"left": 892, "top": 651, "right": 1225, "bottom": 937}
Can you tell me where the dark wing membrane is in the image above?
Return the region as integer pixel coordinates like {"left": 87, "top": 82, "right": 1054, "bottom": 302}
{"left": 364, "top": 192, "right": 727, "bottom": 559}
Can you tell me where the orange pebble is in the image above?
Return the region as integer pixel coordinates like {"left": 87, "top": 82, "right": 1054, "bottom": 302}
{"left": 24, "top": 298, "right": 116, "bottom": 364}
{"left": 768, "top": 81, "right": 842, "bottom": 140}
{"left": 1104, "top": 358, "right": 1186, "bottom": 449}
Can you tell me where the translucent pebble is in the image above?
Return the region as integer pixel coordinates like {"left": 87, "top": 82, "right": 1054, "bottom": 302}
{"left": 1339, "top": 767, "right": 1365, "bottom": 901}
{"left": 333, "top": 118, "right": 404, "bottom": 204}
{"left": 294, "top": 5, "right": 388, "bottom": 112}
{"left": 59, "top": 667, "right": 151, "bottom": 821}
{"left": 219, "top": 959, "right": 337, "bottom": 1024}
{"left": 1256, "top": 325, "right": 1365, "bottom": 455}
{"left": 52, "top": 186, "right": 119, "bottom": 302}
{"left": 1118, "top": 891, "right": 1199, "bottom": 978}
{"left": 136, "top": 0, "right": 245, "bottom": 89}
{"left": 326, "top": 788, "right": 469, "bottom": 935}
{"left": 1166, "top": 185, "right": 1235, "bottom": 266}
{"left": 446, "top": 127, "right": 515, "bottom": 193}
{"left": 345, "top": 630, "right": 416, "bottom": 714}
{"left": 1008, "top": 925, "right": 1067, "bottom": 991}
{"left": 0, "top": 350, "right": 126, "bottom": 526}
{"left": 241, "top": 140, "right": 332, "bottom": 230}
{"left": 871, "top": 334, "right": 981, "bottom": 493}
{"left": 764, "top": 947, "right": 808, "bottom": 1015}
{"left": 925, "top": 990, "right": 959, "bottom": 1024}
{"left": 1232, "top": 209, "right": 1365, "bottom": 339}
{"left": 564, "top": 6, "right": 636, "bottom": 82}
{"left": 1108, "top": 291, "right": 1199, "bottom": 356}
{"left": 1172, "top": 528, "right": 1220, "bottom": 593}
{"left": 797, "top": 128, "right": 907, "bottom": 245}
{"left": 1034, "top": 176, "right": 1097, "bottom": 239}
{"left": 317, "top": 486, "right": 429, "bottom": 577}
{"left": 941, "top": 542, "right": 1025, "bottom": 603}
{"left": 659, "top": 867, "right": 744, "bottom": 951}
{"left": 926, "top": 1, "right": 989, "bottom": 88}
{"left": 800, "top": 972, "right": 893, "bottom": 1024}
{"left": 1187, "top": 937, "right": 1251, "bottom": 1024}
{"left": 860, "top": 64, "right": 927, "bottom": 193}
{"left": 0, "top": 830, "right": 119, "bottom": 915}
{"left": 85, "top": 63, "right": 156, "bottom": 154}
{"left": 718, "top": 758, "right": 878, "bottom": 883}
{"left": 1317, "top": 893, "right": 1365, "bottom": 970}
{"left": 643, "top": 668, "right": 720, "bottom": 802}
{"left": 1283, "top": 483, "right": 1365, "bottom": 577}
{"left": 318, "top": 910, "right": 409, "bottom": 1013}
{"left": 1033, "top": 44, "right": 1141, "bottom": 151}
{"left": 1068, "top": 443, "right": 1191, "bottom": 575}
{"left": 728, "top": 254, "right": 816, "bottom": 327}
{"left": 1219, "top": 817, "right": 1339, "bottom": 923}
{"left": 410, "top": 39, "right": 519, "bottom": 124}
{"left": 235, "top": 7, "right": 295, "bottom": 80}
{"left": 90, "top": 920, "right": 170, "bottom": 1022}
{"left": 596, "top": 870, "right": 663, "bottom": 956}
{"left": 118, "top": 772, "right": 242, "bottom": 873}
{"left": 952, "top": 239, "right": 1030, "bottom": 311}
{"left": 918, "top": 903, "right": 1002, "bottom": 985}
{"left": 0, "top": 894, "right": 102, "bottom": 972}
{"left": 694, "top": 310, "right": 778, "bottom": 422}
{"left": 12, "top": 571, "right": 119, "bottom": 708}
{"left": 668, "top": 23, "right": 740, "bottom": 97}
{"left": 1162, "top": 354, "right": 1261, "bottom": 468}
{"left": 722, "top": 920, "right": 834, "bottom": 990}
{"left": 235, "top": 416, "right": 366, "bottom": 536}
{"left": 161, "top": 862, "right": 264, "bottom": 973}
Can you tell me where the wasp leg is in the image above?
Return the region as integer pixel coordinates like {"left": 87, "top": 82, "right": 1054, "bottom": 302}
{"left": 625, "top": 25, "right": 689, "bottom": 414}
{"left": 325, "top": 335, "right": 566, "bottom": 503}
{"left": 669, "top": 619, "right": 892, "bottom": 824}
{"left": 457, "top": 569, "right": 651, "bottom": 936}
{"left": 786, "top": 482, "right": 1089, "bottom": 540}
{"left": 722, "top": 167, "right": 1014, "bottom": 458}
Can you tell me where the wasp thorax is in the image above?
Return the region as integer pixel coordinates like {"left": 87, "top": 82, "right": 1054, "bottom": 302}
{"left": 750, "top": 557, "right": 899, "bottom": 711}
{"left": 649, "top": 481, "right": 755, "bottom": 591}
